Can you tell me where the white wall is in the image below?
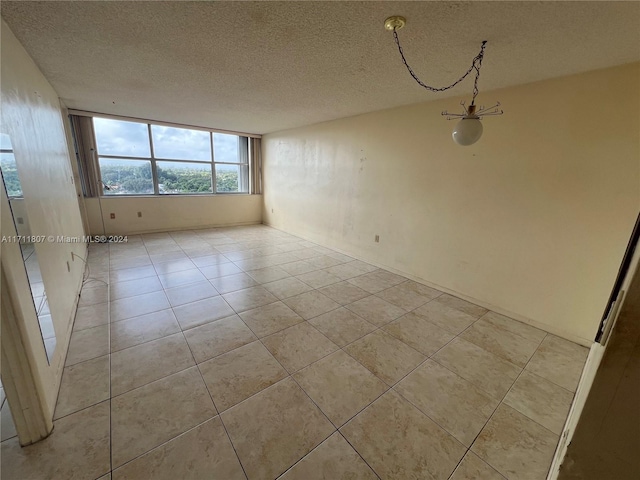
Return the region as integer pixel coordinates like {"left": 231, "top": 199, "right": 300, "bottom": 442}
{"left": 262, "top": 63, "right": 640, "bottom": 344}
{"left": 84, "top": 194, "right": 262, "bottom": 235}
{"left": 1, "top": 20, "right": 87, "bottom": 416}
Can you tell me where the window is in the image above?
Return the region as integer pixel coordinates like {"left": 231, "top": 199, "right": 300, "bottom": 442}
{"left": 93, "top": 118, "right": 249, "bottom": 195}
{"left": 0, "top": 134, "right": 23, "bottom": 198}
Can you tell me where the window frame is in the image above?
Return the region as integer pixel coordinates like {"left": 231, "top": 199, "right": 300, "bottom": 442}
{"left": 92, "top": 117, "right": 250, "bottom": 197}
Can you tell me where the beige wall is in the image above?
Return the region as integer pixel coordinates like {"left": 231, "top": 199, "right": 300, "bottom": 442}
{"left": 84, "top": 194, "right": 263, "bottom": 236}
{"left": 1, "top": 20, "right": 87, "bottom": 415}
{"left": 8, "top": 199, "right": 32, "bottom": 237}
{"left": 262, "top": 63, "right": 640, "bottom": 344}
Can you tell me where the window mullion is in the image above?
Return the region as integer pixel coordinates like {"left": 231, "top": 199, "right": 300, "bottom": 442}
{"left": 148, "top": 124, "right": 159, "bottom": 195}
{"left": 211, "top": 132, "right": 217, "bottom": 194}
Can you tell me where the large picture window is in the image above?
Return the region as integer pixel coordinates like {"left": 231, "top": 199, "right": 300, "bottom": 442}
{"left": 93, "top": 117, "right": 249, "bottom": 195}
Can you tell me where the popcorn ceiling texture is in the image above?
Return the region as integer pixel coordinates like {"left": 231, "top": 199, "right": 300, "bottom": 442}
{"left": 2, "top": 1, "right": 638, "bottom": 134}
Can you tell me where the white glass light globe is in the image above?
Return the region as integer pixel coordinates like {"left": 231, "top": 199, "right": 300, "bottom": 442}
{"left": 452, "top": 117, "right": 483, "bottom": 146}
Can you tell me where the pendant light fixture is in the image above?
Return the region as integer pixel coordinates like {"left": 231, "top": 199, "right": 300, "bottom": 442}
{"left": 384, "top": 16, "right": 503, "bottom": 146}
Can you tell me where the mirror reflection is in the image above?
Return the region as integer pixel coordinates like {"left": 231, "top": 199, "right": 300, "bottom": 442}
{"left": 0, "top": 133, "right": 56, "bottom": 363}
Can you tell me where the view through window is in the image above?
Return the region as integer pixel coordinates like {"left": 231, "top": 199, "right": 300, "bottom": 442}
{"left": 0, "top": 133, "right": 22, "bottom": 197}
{"left": 93, "top": 118, "right": 249, "bottom": 195}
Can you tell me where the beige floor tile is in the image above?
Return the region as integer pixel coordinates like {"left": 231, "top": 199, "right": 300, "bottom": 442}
{"left": 345, "top": 295, "right": 406, "bottom": 327}
{"left": 383, "top": 312, "right": 455, "bottom": 356}
{"left": 221, "top": 377, "right": 335, "bottom": 480}
{"left": 296, "top": 269, "right": 342, "bottom": 289}
{"left": 326, "top": 252, "right": 354, "bottom": 263}
{"left": 432, "top": 293, "right": 489, "bottom": 318}
{"left": 246, "top": 265, "right": 291, "bottom": 283}
{"left": 111, "top": 309, "right": 180, "bottom": 352}
{"left": 109, "top": 265, "right": 157, "bottom": 283}
{"left": 525, "top": 334, "right": 588, "bottom": 392}
{"left": 183, "top": 245, "right": 223, "bottom": 258}
{"left": 1, "top": 401, "right": 17, "bottom": 441}
{"left": 211, "top": 272, "right": 259, "bottom": 294}
{"left": 308, "top": 307, "right": 377, "bottom": 347}
{"left": 200, "top": 262, "right": 243, "bottom": 279}
{"left": 294, "top": 350, "right": 387, "bottom": 427}
{"left": 111, "top": 333, "right": 195, "bottom": 396}
{"left": 148, "top": 250, "right": 185, "bottom": 263}
{"left": 483, "top": 312, "right": 547, "bottom": 343}
{"left": 279, "top": 260, "right": 320, "bottom": 275}
{"left": 239, "top": 301, "right": 304, "bottom": 337}
{"left": 432, "top": 337, "right": 522, "bottom": 399}
{"left": 111, "top": 367, "right": 216, "bottom": 468}
{"left": 109, "top": 246, "right": 147, "bottom": 261}
{"left": 78, "top": 284, "right": 108, "bottom": 307}
{"left": 110, "top": 276, "right": 163, "bottom": 301}
{"left": 173, "top": 296, "right": 236, "bottom": 330}
{"left": 223, "top": 286, "right": 279, "bottom": 312}
{"left": 318, "top": 281, "right": 369, "bottom": 305}
{"left": 190, "top": 253, "right": 231, "bottom": 268}
{"left": 372, "top": 269, "right": 408, "bottom": 285}
{"left": 504, "top": 371, "right": 574, "bottom": 434}
{"left": 73, "top": 302, "right": 109, "bottom": 331}
{"left": 376, "top": 281, "right": 441, "bottom": 311}
{"left": 324, "top": 263, "right": 370, "bottom": 280}
{"left": 288, "top": 249, "right": 322, "bottom": 261}
{"left": 341, "top": 390, "right": 466, "bottom": 480}
{"left": 396, "top": 360, "right": 499, "bottom": 446}
{"left": 451, "top": 451, "right": 506, "bottom": 480}
{"left": 199, "top": 341, "right": 288, "bottom": 412}
{"left": 110, "top": 255, "right": 151, "bottom": 271}
{"left": 282, "top": 290, "right": 340, "bottom": 320}
{"left": 263, "top": 277, "right": 313, "bottom": 299}
{"left": 414, "top": 299, "right": 479, "bottom": 335}
{"left": 55, "top": 355, "right": 110, "bottom": 419}
{"left": 158, "top": 269, "right": 207, "bottom": 289}
{"left": 344, "top": 330, "right": 426, "bottom": 385}
{"left": 112, "top": 417, "right": 245, "bottom": 480}
{"left": 65, "top": 324, "right": 110, "bottom": 366}
{"left": 97, "top": 473, "right": 111, "bottom": 480}
{"left": 183, "top": 315, "right": 257, "bottom": 363}
{"left": 460, "top": 317, "right": 542, "bottom": 367}
{"left": 235, "top": 257, "right": 271, "bottom": 271}
{"left": 1, "top": 401, "right": 110, "bottom": 480}
{"left": 164, "top": 280, "right": 219, "bottom": 307}
{"left": 347, "top": 271, "right": 399, "bottom": 294}
{"left": 262, "top": 322, "right": 338, "bottom": 372}
{"left": 346, "top": 260, "right": 379, "bottom": 274}
{"left": 471, "top": 404, "right": 559, "bottom": 480}
{"left": 153, "top": 258, "right": 196, "bottom": 275}
{"left": 305, "top": 255, "right": 345, "bottom": 269}
{"left": 110, "top": 291, "right": 170, "bottom": 322}
{"left": 279, "top": 432, "right": 377, "bottom": 480}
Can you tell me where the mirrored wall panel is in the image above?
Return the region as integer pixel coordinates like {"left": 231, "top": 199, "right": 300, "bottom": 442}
{"left": 0, "top": 133, "right": 56, "bottom": 363}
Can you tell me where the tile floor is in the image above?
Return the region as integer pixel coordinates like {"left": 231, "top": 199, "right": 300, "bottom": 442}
{"left": 0, "top": 225, "right": 589, "bottom": 480}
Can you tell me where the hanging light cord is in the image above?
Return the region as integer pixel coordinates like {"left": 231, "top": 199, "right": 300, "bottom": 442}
{"left": 393, "top": 29, "right": 487, "bottom": 106}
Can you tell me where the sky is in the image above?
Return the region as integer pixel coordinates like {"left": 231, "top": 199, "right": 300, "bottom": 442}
{"left": 93, "top": 118, "right": 241, "bottom": 164}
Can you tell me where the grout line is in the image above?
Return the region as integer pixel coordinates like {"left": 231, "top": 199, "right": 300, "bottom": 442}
{"left": 84, "top": 226, "right": 570, "bottom": 480}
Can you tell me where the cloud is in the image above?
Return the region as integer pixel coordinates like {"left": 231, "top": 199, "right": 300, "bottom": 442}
{"left": 94, "top": 118, "right": 245, "bottom": 164}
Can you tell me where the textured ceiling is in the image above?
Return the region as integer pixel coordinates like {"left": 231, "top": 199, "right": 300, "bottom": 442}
{"left": 2, "top": 1, "right": 639, "bottom": 134}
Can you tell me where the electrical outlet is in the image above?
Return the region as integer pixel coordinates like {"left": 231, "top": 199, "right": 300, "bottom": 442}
{"left": 375, "top": 235, "right": 380, "bottom": 243}
{"left": 137, "top": 211, "right": 142, "bottom": 217}
{"left": 110, "top": 213, "right": 115, "bottom": 219}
